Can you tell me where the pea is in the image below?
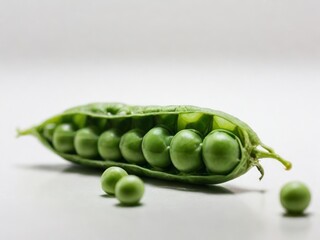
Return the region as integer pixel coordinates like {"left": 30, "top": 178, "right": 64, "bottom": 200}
{"left": 74, "top": 128, "right": 99, "bottom": 159}
{"left": 170, "top": 129, "right": 203, "bottom": 173}
{"left": 73, "top": 114, "right": 87, "bottom": 129}
{"left": 110, "top": 110, "right": 132, "bottom": 133}
{"left": 98, "top": 129, "right": 122, "bottom": 161}
{"left": 20, "top": 103, "right": 293, "bottom": 185}
{"left": 202, "top": 131, "right": 240, "bottom": 174}
{"left": 119, "top": 129, "right": 146, "bottom": 165}
{"left": 87, "top": 117, "right": 108, "bottom": 132}
{"left": 142, "top": 127, "right": 172, "bottom": 169}
{"left": 132, "top": 116, "right": 154, "bottom": 132}
{"left": 177, "top": 113, "right": 212, "bottom": 136}
{"left": 280, "top": 181, "right": 311, "bottom": 215}
{"left": 213, "top": 116, "right": 236, "bottom": 132}
{"left": 115, "top": 175, "right": 145, "bottom": 205}
{"left": 52, "top": 124, "right": 76, "bottom": 153}
{"left": 155, "top": 114, "right": 177, "bottom": 132}
{"left": 101, "top": 167, "right": 128, "bottom": 195}
{"left": 42, "top": 123, "right": 56, "bottom": 141}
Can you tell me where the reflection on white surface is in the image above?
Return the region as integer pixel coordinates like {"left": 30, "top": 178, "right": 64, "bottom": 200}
{"left": 279, "top": 214, "right": 313, "bottom": 238}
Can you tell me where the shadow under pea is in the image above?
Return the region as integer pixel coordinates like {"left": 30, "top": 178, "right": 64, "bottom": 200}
{"left": 17, "top": 163, "right": 265, "bottom": 195}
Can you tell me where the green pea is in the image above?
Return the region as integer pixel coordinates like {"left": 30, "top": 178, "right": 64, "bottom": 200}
{"left": 101, "top": 167, "right": 128, "bottom": 195}
{"left": 74, "top": 128, "right": 99, "bottom": 159}
{"left": 43, "top": 123, "right": 56, "bottom": 141}
{"left": 280, "top": 181, "right": 311, "bottom": 215}
{"left": 98, "top": 129, "right": 122, "bottom": 161}
{"left": 177, "top": 112, "right": 212, "bottom": 136}
{"left": 202, "top": 131, "right": 240, "bottom": 174}
{"left": 132, "top": 116, "right": 154, "bottom": 132}
{"left": 73, "top": 114, "right": 87, "bottom": 129}
{"left": 142, "top": 127, "right": 172, "bottom": 169}
{"left": 110, "top": 110, "right": 132, "bottom": 133}
{"left": 52, "top": 124, "right": 76, "bottom": 153}
{"left": 213, "top": 116, "right": 236, "bottom": 132}
{"left": 87, "top": 117, "right": 108, "bottom": 131}
{"left": 115, "top": 175, "right": 145, "bottom": 205}
{"left": 119, "top": 129, "right": 146, "bottom": 164}
{"left": 170, "top": 129, "right": 203, "bottom": 173}
{"left": 155, "top": 114, "right": 177, "bottom": 133}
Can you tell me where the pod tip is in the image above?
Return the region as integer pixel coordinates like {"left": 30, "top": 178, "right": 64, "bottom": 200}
{"left": 16, "top": 127, "right": 34, "bottom": 137}
{"left": 285, "top": 161, "right": 292, "bottom": 171}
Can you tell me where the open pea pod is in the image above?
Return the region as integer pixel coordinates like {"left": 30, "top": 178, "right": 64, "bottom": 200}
{"left": 18, "top": 103, "right": 291, "bottom": 184}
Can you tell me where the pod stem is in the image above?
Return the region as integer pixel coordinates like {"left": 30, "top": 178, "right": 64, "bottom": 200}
{"left": 255, "top": 162, "right": 264, "bottom": 180}
{"left": 16, "top": 128, "right": 35, "bottom": 137}
{"left": 253, "top": 147, "right": 292, "bottom": 170}
{"left": 260, "top": 143, "right": 275, "bottom": 154}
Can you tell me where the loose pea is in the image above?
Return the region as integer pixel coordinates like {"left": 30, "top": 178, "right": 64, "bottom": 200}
{"left": 52, "top": 124, "right": 76, "bottom": 153}
{"left": 142, "top": 127, "right": 172, "bottom": 169}
{"left": 280, "top": 181, "right": 311, "bottom": 215}
{"left": 74, "top": 128, "right": 99, "bottom": 159}
{"left": 170, "top": 129, "right": 203, "bottom": 172}
{"left": 98, "top": 129, "right": 122, "bottom": 161}
{"left": 42, "top": 123, "right": 56, "bottom": 141}
{"left": 202, "top": 131, "right": 240, "bottom": 174}
{"left": 119, "top": 129, "right": 146, "bottom": 165}
{"left": 101, "top": 167, "right": 128, "bottom": 195}
{"left": 115, "top": 175, "right": 145, "bottom": 205}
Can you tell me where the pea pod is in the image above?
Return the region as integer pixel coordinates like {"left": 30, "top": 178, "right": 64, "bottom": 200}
{"left": 18, "top": 103, "right": 292, "bottom": 184}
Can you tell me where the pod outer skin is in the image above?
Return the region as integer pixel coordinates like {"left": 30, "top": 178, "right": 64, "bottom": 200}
{"left": 18, "top": 103, "right": 289, "bottom": 184}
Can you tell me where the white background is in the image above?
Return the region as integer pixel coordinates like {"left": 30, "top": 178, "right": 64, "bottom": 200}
{"left": 1, "top": 1, "right": 320, "bottom": 240}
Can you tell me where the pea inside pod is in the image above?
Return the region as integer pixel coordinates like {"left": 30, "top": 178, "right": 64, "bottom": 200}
{"left": 42, "top": 123, "right": 56, "bottom": 141}
{"left": 142, "top": 127, "right": 172, "bottom": 169}
{"left": 74, "top": 128, "right": 99, "bottom": 159}
{"left": 98, "top": 129, "right": 122, "bottom": 161}
{"left": 202, "top": 130, "right": 240, "bottom": 174}
{"left": 170, "top": 129, "right": 203, "bottom": 173}
{"left": 119, "top": 129, "right": 146, "bottom": 165}
{"left": 52, "top": 124, "right": 76, "bottom": 153}
{"left": 18, "top": 103, "right": 292, "bottom": 184}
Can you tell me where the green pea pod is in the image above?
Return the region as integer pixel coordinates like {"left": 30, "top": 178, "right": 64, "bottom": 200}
{"left": 18, "top": 103, "right": 292, "bottom": 184}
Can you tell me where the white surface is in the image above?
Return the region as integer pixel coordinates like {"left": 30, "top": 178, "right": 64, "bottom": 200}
{"left": 1, "top": 63, "right": 320, "bottom": 240}
{"left": 1, "top": 0, "right": 320, "bottom": 62}
{"left": 1, "top": 0, "right": 320, "bottom": 239}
